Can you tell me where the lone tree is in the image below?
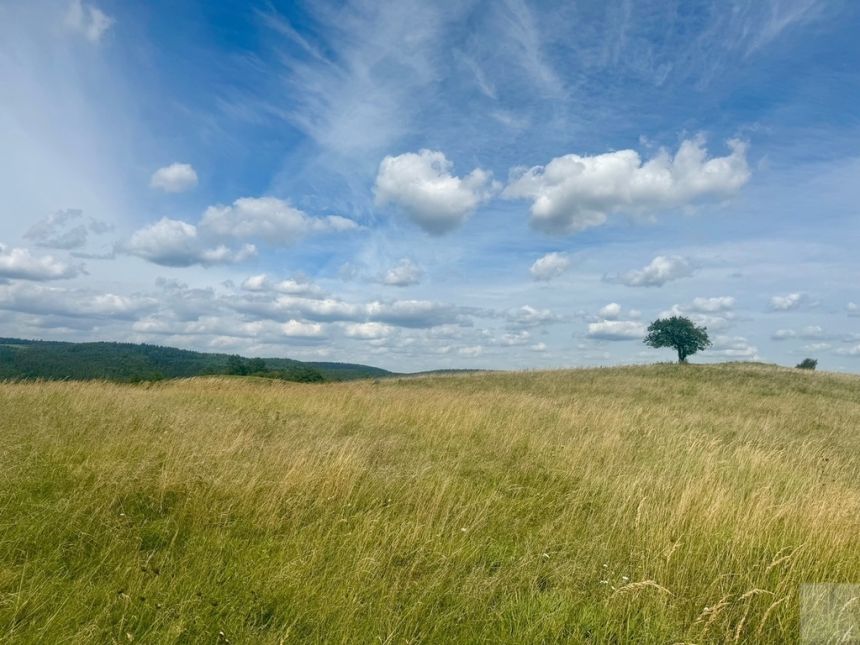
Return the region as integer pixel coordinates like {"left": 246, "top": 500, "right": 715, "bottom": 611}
{"left": 796, "top": 358, "right": 817, "bottom": 370}
{"left": 643, "top": 315, "right": 711, "bottom": 364}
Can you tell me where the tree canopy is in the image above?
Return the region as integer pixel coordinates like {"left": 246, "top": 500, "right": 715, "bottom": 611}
{"left": 643, "top": 316, "right": 711, "bottom": 363}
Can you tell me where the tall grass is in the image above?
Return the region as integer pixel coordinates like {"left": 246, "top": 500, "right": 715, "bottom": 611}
{"left": 0, "top": 363, "right": 858, "bottom": 642}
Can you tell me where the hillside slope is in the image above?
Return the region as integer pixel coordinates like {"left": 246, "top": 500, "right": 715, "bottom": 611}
{"left": 0, "top": 337, "right": 393, "bottom": 382}
{"left": 0, "top": 363, "right": 858, "bottom": 642}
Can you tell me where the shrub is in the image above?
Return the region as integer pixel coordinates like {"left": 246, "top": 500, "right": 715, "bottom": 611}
{"left": 796, "top": 358, "right": 817, "bottom": 370}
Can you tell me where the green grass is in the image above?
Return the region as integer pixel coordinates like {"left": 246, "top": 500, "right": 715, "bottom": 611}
{"left": 0, "top": 363, "right": 858, "bottom": 642}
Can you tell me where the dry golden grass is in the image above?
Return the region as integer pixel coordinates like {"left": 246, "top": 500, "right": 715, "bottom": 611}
{"left": 0, "top": 362, "right": 858, "bottom": 642}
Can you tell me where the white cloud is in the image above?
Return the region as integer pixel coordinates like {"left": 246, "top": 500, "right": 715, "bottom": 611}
{"left": 458, "top": 345, "right": 483, "bottom": 357}
{"left": 365, "top": 300, "right": 464, "bottom": 328}
{"left": 150, "top": 163, "right": 198, "bottom": 193}
{"left": 769, "top": 292, "right": 804, "bottom": 311}
{"left": 374, "top": 149, "right": 499, "bottom": 234}
{"left": 200, "top": 197, "right": 357, "bottom": 246}
{"left": 506, "top": 305, "right": 559, "bottom": 327}
{"left": 615, "top": 255, "right": 695, "bottom": 287}
{"left": 383, "top": 258, "right": 423, "bottom": 287}
{"left": 689, "top": 296, "right": 735, "bottom": 313}
{"left": 710, "top": 335, "right": 759, "bottom": 360}
{"left": 343, "top": 322, "right": 395, "bottom": 339}
{"left": 241, "top": 274, "right": 324, "bottom": 298}
{"left": 598, "top": 302, "right": 622, "bottom": 320}
{"left": 126, "top": 198, "right": 358, "bottom": 268}
{"left": 65, "top": 0, "right": 114, "bottom": 44}
{"left": 772, "top": 329, "right": 797, "bottom": 340}
{"left": 25, "top": 209, "right": 86, "bottom": 249}
{"left": 0, "top": 282, "right": 155, "bottom": 319}
{"left": 281, "top": 320, "right": 326, "bottom": 338}
{"left": 836, "top": 344, "right": 860, "bottom": 357}
{"left": 659, "top": 302, "right": 735, "bottom": 332}
{"left": 24, "top": 209, "right": 113, "bottom": 255}
{"left": 498, "top": 330, "right": 531, "bottom": 346}
{"left": 124, "top": 218, "right": 256, "bottom": 267}
{"left": 586, "top": 320, "right": 646, "bottom": 340}
{"left": 236, "top": 294, "right": 466, "bottom": 329}
{"left": 530, "top": 252, "right": 570, "bottom": 281}
{"left": 800, "top": 325, "right": 825, "bottom": 339}
{"left": 0, "top": 244, "right": 82, "bottom": 281}
{"left": 503, "top": 137, "right": 750, "bottom": 234}
{"left": 771, "top": 325, "right": 828, "bottom": 341}
{"left": 129, "top": 313, "right": 328, "bottom": 344}
{"left": 848, "top": 302, "right": 859, "bottom": 315}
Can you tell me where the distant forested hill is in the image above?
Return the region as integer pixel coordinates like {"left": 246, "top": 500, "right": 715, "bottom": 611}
{"left": 0, "top": 337, "right": 394, "bottom": 383}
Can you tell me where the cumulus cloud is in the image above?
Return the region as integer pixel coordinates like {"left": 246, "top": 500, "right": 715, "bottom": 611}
{"left": 282, "top": 320, "right": 326, "bottom": 338}
{"left": 65, "top": 0, "right": 114, "bottom": 43}
{"left": 612, "top": 255, "right": 695, "bottom": 287}
{"left": 659, "top": 301, "right": 735, "bottom": 332}
{"left": 0, "top": 282, "right": 155, "bottom": 319}
{"left": 459, "top": 345, "right": 483, "bottom": 357}
{"left": 506, "top": 305, "right": 560, "bottom": 328}
{"left": 771, "top": 329, "right": 796, "bottom": 340}
{"left": 0, "top": 244, "right": 83, "bottom": 281}
{"left": 598, "top": 303, "right": 622, "bottom": 320}
{"left": 836, "top": 344, "right": 860, "bottom": 357}
{"left": 200, "top": 197, "right": 357, "bottom": 245}
{"left": 530, "top": 252, "right": 570, "bottom": 281}
{"left": 799, "top": 325, "right": 826, "bottom": 339}
{"left": 769, "top": 292, "right": 804, "bottom": 311}
{"left": 382, "top": 258, "right": 423, "bottom": 287}
{"left": 504, "top": 137, "right": 750, "bottom": 234}
{"left": 710, "top": 335, "right": 759, "bottom": 360}
{"left": 343, "top": 322, "right": 395, "bottom": 339}
{"left": 130, "top": 313, "right": 328, "bottom": 344}
{"left": 586, "top": 320, "right": 646, "bottom": 340}
{"left": 689, "top": 296, "right": 735, "bottom": 313}
{"left": 771, "top": 325, "right": 827, "bottom": 341}
{"left": 126, "top": 197, "right": 357, "bottom": 267}
{"left": 236, "top": 294, "right": 467, "bottom": 329}
{"left": 241, "top": 274, "right": 324, "bottom": 298}
{"left": 150, "top": 163, "right": 198, "bottom": 193}
{"left": 374, "top": 149, "right": 499, "bottom": 234}
{"left": 123, "top": 218, "right": 256, "bottom": 267}
{"left": 365, "top": 300, "right": 466, "bottom": 328}
{"left": 496, "top": 330, "right": 532, "bottom": 347}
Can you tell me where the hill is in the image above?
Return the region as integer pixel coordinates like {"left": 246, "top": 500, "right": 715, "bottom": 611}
{"left": 0, "top": 337, "right": 393, "bottom": 382}
{"left": 0, "top": 363, "right": 858, "bottom": 642}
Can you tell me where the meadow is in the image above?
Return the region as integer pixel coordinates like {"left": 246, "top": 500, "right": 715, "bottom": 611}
{"left": 0, "top": 363, "right": 858, "bottom": 643}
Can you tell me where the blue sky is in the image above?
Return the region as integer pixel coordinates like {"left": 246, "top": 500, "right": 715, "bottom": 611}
{"left": 1, "top": 0, "right": 859, "bottom": 371}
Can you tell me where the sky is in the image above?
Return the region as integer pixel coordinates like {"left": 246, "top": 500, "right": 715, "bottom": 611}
{"left": 1, "top": 0, "right": 859, "bottom": 372}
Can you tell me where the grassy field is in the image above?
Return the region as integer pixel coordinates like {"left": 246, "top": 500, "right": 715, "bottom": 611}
{"left": 0, "top": 363, "right": 858, "bottom": 643}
